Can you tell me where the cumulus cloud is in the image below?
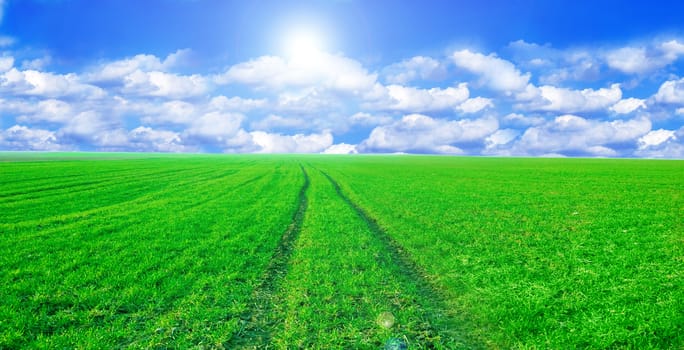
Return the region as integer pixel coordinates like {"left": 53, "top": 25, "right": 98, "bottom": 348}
{"left": 322, "top": 143, "right": 358, "bottom": 154}
{"left": 610, "top": 98, "right": 647, "bottom": 114}
{"left": 484, "top": 128, "right": 520, "bottom": 155}
{"left": 348, "top": 112, "right": 393, "bottom": 126}
{"left": 58, "top": 111, "right": 116, "bottom": 144}
{"left": 217, "top": 52, "right": 377, "bottom": 95}
{"left": 16, "top": 99, "right": 73, "bottom": 124}
{"left": 369, "top": 83, "right": 470, "bottom": 112}
{"left": 507, "top": 40, "right": 601, "bottom": 85}
{"left": 512, "top": 115, "right": 651, "bottom": 156}
{"left": 451, "top": 49, "right": 530, "bottom": 93}
{"left": 0, "top": 68, "right": 105, "bottom": 99}
{"left": 635, "top": 127, "right": 684, "bottom": 158}
{"left": 502, "top": 113, "right": 546, "bottom": 127}
{"left": 2, "top": 37, "right": 683, "bottom": 157}
{"left": 605, "top": 40, "right": 684, "bottom": 74}
{"left": 250, "top": 114, "right": 307, "bottom": 131}
{"left": 121, "top": 70, "right": 207, "bottom": 99}
{"left": 0, "top": 56, "right": 13, "bottom": 72}
{"left": 654, "top": 77, "right": 684, "bottom": 105}
{"left": 81, "top": 50, "right": 206, "bottom": 99}
{"left": 21, "top": 56, "right": 52, "bottom": 70}
{"left": 521, "top": 83, "right": 622, "bottom": 113}
{"left": 128, "top": 126, "right": 190, "bottom": 152}
{"left": 1, "top": 125, "right": 64, "bottom": 151}
{"left": 359, "top": 114, "right": 498, "bottom": 153}
{"left": 383, "top": 56, "right": 446, "bottom": 84}
{"left": 209, "top": 95, "right": 266, "bottom": 112}
{"left": 274, "top": 88, "right": 340, "bottom": 113}
{"left": 638, "top": 129, "right": 676, "bottom": 148}
{"left": 183, "top": 112, "right": 244, "bottom": 144}
{"left": 458, "top": 97, "right": 494, "bottom": 113}
{"left": 250, "top": 130, "right": 333, "bottom": 153}
{"left": 138, "top": 100, "right": 197, "bottom": 125}
{"left": 87, "top": 49, "right": 192, "bottom": 82}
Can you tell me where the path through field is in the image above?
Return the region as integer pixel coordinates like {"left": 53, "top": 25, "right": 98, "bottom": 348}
{"left": 231, "top": 165, "right": 478, "bottom": 348}
{"left": 1, "top": 154, "right": 682, "bottom": 348}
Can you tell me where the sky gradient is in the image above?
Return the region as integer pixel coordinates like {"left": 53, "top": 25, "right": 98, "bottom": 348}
{"left": 1, "top": 0, "right": 684, "bottom": 157}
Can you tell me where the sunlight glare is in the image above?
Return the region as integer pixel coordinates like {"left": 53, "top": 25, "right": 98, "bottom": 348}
{"left": 283, "top": 28, "right": 326, "bottom": 65}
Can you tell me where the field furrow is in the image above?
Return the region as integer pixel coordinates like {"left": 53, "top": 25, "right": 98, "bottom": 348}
{"left": 313, "top": 156, "right": 684, "bottom": 349}
{"left": 0, "top": 156, "right": 304, "bottom": 348}
{"left": 257, "top": 167, "right": 475, "bottom": 348}
{"left": 1, "top": 154, "right": 682, "bottom": 349}
{"left": 319, "top": 170, "right": 481, "bottom": 348}
{"left": 0, "top": 165, "right": 243, "bottom": 226}
{"left": 229, "top": 165, "right": 309, "bottom": 347}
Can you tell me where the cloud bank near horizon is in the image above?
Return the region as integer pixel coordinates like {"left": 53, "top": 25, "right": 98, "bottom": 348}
{"left": 1, "top": 38, "right": 684, "bottom": 158}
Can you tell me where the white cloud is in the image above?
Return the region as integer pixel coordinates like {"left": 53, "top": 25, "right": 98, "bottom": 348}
{"left": 0, "top": 56, "right": 13, "bottom": 72}
{"left": 183, "top": 112, "right": 244, "bottom": 144}
{"left": 359, "top": 113, "right": 498, "bottom": 153}
{"left": 483, "top": 128, "right": 520, "bottom": 155}
{"left": 349, "top": 112, "right": 393, "bottom": 126}
{"left": 486, "top": 129, "right": 519, "bottom": 147}
{"left": 605, "top": 47, "right": 653, "bottom": 74}
{"left": 59, "top": 111, "right": 114, "bottom": 142}
{"left": 274, "top": 88, "right": 339, "bottom": 112}
{"left": 638, "top": 129, "right": 676, "bottom": 148}
{"left": 218, "top": 52, "right": 377, "bottom": 95}
{"left": 605, "top": 40, "right": 684, "bottom": 74}
{"left": 677, "top": 107, "right": 684, "bottom": 115}
{"left": 16, "top": 99, "right": 73, "bottom": 124}
{"left": 162, "top": 49, "right": 193, "bottom": 69}
{"left": 122, "top": 70, "right": 207, "bottom": 98}
{"left": 370, "top": 83, "right": 470, "bottom": 112}
{"left": 458, "top": 97, "right": 493, "bottom": 113}
{"left": 1, "top": 125, "right": 64, "bottom": 151}
{"left": 507, "top": 40, "right": 601, "bottom": 85}
{"left": 88, "top": 49, "right": 192, "bottom": 82}
{"left": 0, "top": 68, "right": 105, "bottom": 99}
{"left": 21, "top": 56, "right": 52, "bottom": 70}
{"left": 89, "top": 54, "right": 164, "bottom": 82}
{"left": 128, "top": 126, "right": 189, "bottom": 152}
{"left": 635, "top": 127, "right": 684, "bottom": 158}
{"left": 610, "top": 98, "right": 646, "bottom": 114}
{"left": 451, "top": 49, "right": 530, "bottom": 93}
{"left": 502, "top": 113, "right": 546, "bottom": 127}
{"left": 138, "top": 100, "right": 197, "bottom": 125}
{"left": 383, "top": 56, "right": 445, "bottom": 84}
{"left": 209, "top": 95, "right": 267, "bottom": 112}
{"left": 654, "top": 77, "right": 684, "bottom": 104}
{"left": 250, "top": 114, "right": 307, "bottom": 131}
{"left": 522, "top": 83, "right": 622, "bottom": 113}
{"left": 512, "top": 115, "right": 651, "bottom": 156}
{"left": 250, "top": 130, "right": 333, "bottom": 153}
{"left": 322, "top": 143, "right": 358, "bottom": 154}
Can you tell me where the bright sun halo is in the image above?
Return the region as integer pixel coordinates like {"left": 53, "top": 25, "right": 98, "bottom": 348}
{"left": 283, "top": 29, "right": 325, "bottom": 63}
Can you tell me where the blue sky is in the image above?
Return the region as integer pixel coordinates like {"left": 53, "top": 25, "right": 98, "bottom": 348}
{"left": 1, "top": 0, "right": 684, "bottom": 157}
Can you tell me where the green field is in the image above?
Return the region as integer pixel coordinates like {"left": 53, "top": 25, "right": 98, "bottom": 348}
{"left": 1, "top": 153, "right": 682, "bottom": 349}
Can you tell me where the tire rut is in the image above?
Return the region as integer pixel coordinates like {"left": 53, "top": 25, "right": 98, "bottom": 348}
{"left": 228, "top": 165, "right": 309, "bottom": 349}
{"left": 319, "top": 170, "right": 482, "bottom": 349}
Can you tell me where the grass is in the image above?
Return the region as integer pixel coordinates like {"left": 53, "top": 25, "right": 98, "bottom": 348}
{"left": 314, "top": 156, "right": 684, "bottom": 348}
{"left": 0, "top": 155, "right": 304, "bottom": 348}
{"left": 1, "top": 153, "right": 682, "bottom": 348}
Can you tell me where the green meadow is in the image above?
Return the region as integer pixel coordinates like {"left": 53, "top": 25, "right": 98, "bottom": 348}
{"left": 1, "top": 153, "right": 682, "bottom": 349}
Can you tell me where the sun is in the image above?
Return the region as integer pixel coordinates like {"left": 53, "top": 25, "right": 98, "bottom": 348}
{"left": 282, "top": 28, "right": 327, "bottom": 64}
